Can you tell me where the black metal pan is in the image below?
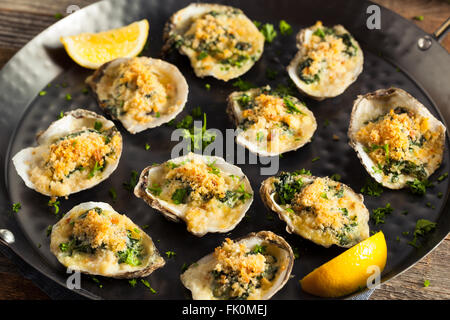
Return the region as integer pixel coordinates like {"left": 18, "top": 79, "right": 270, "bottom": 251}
{"left": 0, "top": 0, "right": 449, "bottom": 299}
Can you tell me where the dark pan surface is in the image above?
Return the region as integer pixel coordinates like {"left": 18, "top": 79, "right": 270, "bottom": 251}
{"left": 0, "top": 0, "right": 449, "bottom": 300}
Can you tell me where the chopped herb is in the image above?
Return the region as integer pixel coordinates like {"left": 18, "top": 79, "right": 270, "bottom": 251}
{"left": 181, "top": 262, "right": 190, "bottom": 273}
{"left": 313, "top": 28, "right": 326, "bottom": 39}
{"left": 408, "top": 219, "right": 436, "bottom": 248}
{"left": 82, "top": 87, "right": 89, "bottom": 94}
{"left": 273, "top": 83, "right": 295, "bottom": 96}
{"left": 109, "top": 187, "right": 117, "bottom": 202}
{"left": 165, "top": 251, "right": 176, "bottom": 258}
{"left": 232, "top": 78, "right": 255, "bottom": 91}
{"left": 372, "top": 203, "right": 393, "bottom": 225}
{"left": 58, "top": 111, "right": 64, "bottom": 119}
{"left": 320, "top": 192, "right": 328, "bottom": 199}
{"left": 253, "top": 20, "right": 262, "bottom": 28}
{"left": 279, "top": 20, "right": 292, "bottom": 36}
{"left": 283, "top": 97, "right": 304, "bottom": 114}
{"left": 94, "top": 121, "right": 103, "bottom": 131}
{"left": 46, "top": 225, "right": 53, "bottom": 237}
{"left": 311, "top": 157, "right": 320, "bottom": 162}
{"left": 205, "top": 83, "right": 211, "bottom": 91}
{"left": 140, "top": 279, "right": 156, "bottom": 294}
{"left": 413, "top": 15, "right": 424, "bottom": 21}
{"left": 123, "top": 170, "right": 138, "bottom": 191}
{"left": 197, "top": 51, "right": 208, "bottom": 60}
{"left": 39, "top": 90, "right": 47, "bottom": 96}
{"left": 295, "top": 168, "right": 312, "bottom": 175}
{"left": 65, "top": 93, "right": 72, "bottom": 101}
{"left": 12, "top": 203, "right": 21, "bottom": 213}
{"left": 423, "top": 280, "right": 430, "bottom": 287}
{"left": 293, "top": 247, "right": 300, "bottom": 259}
{"left": 437, "top": 172, "right": 448, "bottom": 182}
{"left": 330, "top": 173, "right": 341, "bottom": 181}
{"left": 323, "top": 119, "right": 330, "bottom": 127}
{"left": 437, "top": 192, "right": 443, "bottom": 198}
{"left": 360, "top": 178, "right": 383, "bottom": 197}
{"left": 129, "top": 279, "right": 137, "bottom": 287}
{"left": 145, "top": 143, "right": 150, "bottom": 150}
{"left": 91, "top": 276, "right": 103, "bottom": 288}
{"left": 191, "top": 106, "right": 202, "bottom": 118}
{"left": 407, "top": 178, "right": 433, "bottom": 196}
{"left": 88, "top": 161, "right": 103, "bottom": 178}
{"left": 171, "top": 187, "right": 191, "bottom": 204}
{"left": 256, "top": 131, "right": 264, "bottom": 142}
{"left": 47, "top": 199, "right": 60, "bottom": 215}
{"left": 207, "top": 160, "right": 221, "bottom": 176}
{"left": 260, "top": 23, "right": 277, "bottom": 43}
{"left": 54, "top": 13, "right": 63, "bottom": 19}
{"left": 250, "top": 244, "right": 266, "bottom": 255}
{"left": 155, "top": 112, "right": 160, "bottom": 118}
{"left": 147, "top": 183, "right": 162, "bottom": 196}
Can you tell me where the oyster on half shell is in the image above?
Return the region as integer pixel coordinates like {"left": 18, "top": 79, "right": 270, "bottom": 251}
{"left": 287, "top": 21, "right": 363, "bottom": 100}
{"left": 12, "top": 109, "right": 122, "bottom": 198}
{"left": 348, "top": 87, "right": 446, "bottom": 189}
{"left": 86, "top": 56, "right": 188, "bottom": 134}
{"left": 226, "top": 85, "right": 317, "bottom": 156}
{"left": 162, "top": 3, "right": 264, "bottom": 81}
{"left": 180, "top": 231, "right": 294, "bottom": 300}
{"left": 50, "top": 202, "right": 165, "bottom": 279}
{"left": 134, "top": 153, "right": 253, "bottom": 237}
{"left": 260, "top": 172, "right": 370, "bottom": 248}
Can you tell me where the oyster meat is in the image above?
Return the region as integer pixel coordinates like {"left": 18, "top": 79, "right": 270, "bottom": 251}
{"left": 50, "top": 202, "right": 165, "bottom": 278}
{"left": 287, "top": 21, "right": 363, "bottom": 100}
{"left": 86, "top": 56, "right": 188, "bottom": 134}
{"left": 260, "top": 172, "right": 370, "bottom": 248}
{"left": 12, "top": 109, "right": 122, "bottom": 197}
{"left": 348, "top": 87, "right": 446, "bottom": 189}
{"left": 134, "top": 153, "right": 253, "bottom": 236}
{"left": 163, "top": 3, "right": 264, "bottom": 81}
{"left": 180, "top": 231, "right": 294, "bottom": 300}
{"left": 227, "top": 85, "right": 317, "bottom": 156}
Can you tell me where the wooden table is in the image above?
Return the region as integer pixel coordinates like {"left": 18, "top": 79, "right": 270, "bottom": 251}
{"left": 0, "top": 0, "right": 449, "bottom": 300}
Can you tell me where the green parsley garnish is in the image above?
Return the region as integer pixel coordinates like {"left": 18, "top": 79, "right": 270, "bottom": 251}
{"left": 46, "top": 225, "right": 53, "bottom": 237}
{"left": 109, "top": 187, "right": 117, "bottom": 202}
{"left": 145, "top": 143, "right": 150, "bottom": 150}
{"left": 330, "top": 173, "right": 341, "bottom": 181}
{"left": 437, "top": 172, "right": 448, "bottom": 182}
{"left": 48, "top": 199, "right": 60, "bottom": 215}
{"left": 413, "top": 15, "right": 424, "bottom": 21}
{"left": 408, "top": 219, "right": 436, "bottom": 248}
{"left": 54, "top": 13, "right": 63, "bottom": 19}
{"left": 140, "top": 279, "right": 156, "bottom": 293}
{"left": 205, "top": 83, "right": 211, "bottom": 91}
{"left": 94, "top": 121, "right": 102, "bottom": 131}
{"left": 372, "top": 203, "right": 393, "bottom": 225}
{"left": 250, "top": 244, "right": 266, "bottom": 255}
{"left": 58, "top": 111, "right": 64, "bottom": 119}
{"left": 172, "top": 187, "right": 190, "bottom": 204}
{"left": 207, "top": 160, "right": 221, "bottom": 176}
{"left": 88, "top": 161, "right": 103, "bottom": 178}
{"left": 311, "top": 157, "right": 320, "bottom": 162}
{"left": 260, "top": 23, "right": 277, "bottom": 43}
{"left": 232, "top": 78, "right": 255, "bottom": 91}
{"left": 197, "top": 51, "right": 208, "bottom": 60}
{"left": 65, "top": 93, "right": 72, "bottom": 101}
{"left": 123, "top": 170, "right": 138, "bottom": 191}
{"left": 147, "top": 183, "right": 162, "bottom": 196}
{"left": 81, "top": 87, "right": 89, "bottom": 94}
{"left": 360, "top": 178, "right": 383, "bottom": 197}
{"left": 165, "top": 251, "right": 176, "bottom": 258}
{"left": 406, "top": 178, "right": 433, "bottom": 195}
{"left": 423, "top": 280, "right": 430, "bottom": 287}
{"left": 129, "top": 279, "right": 137, "bottom": 287}
{"left": 12, "top": 203, "right": 21, "bottom": 213}
{"left": 283, "top": 97, "right": 304, "bottom": 114}
{"left": 279, "top": 20, "right": 292, "bottom": 36}
{"left": 39, "top": 90, "right": 47, "bottom": 96}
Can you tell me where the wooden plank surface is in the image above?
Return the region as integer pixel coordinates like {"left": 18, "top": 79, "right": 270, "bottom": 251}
{"left": 0, "top": 0, "right": 449, "bottom": 300}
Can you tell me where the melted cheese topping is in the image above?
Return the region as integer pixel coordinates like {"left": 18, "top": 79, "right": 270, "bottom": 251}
{"left": 356, "top": 108, "right": 443, "bottom": 180}
{"left": 179, "top": 9, "right": 264, "bottom": 80}
{"left": 147, "top": 157, "right": 251, "bottom": 235}
{"left": 277, "top": 176, "right": 368, "bottom": 247}
{"left": 298, "top": 21, "right": 359, "bottom": 92}
{"left": 96, "top": 57, "right": 177, "bottom": 125}
{"left": 238, "top": 92, "right": 315, "bottom": 153}
{"left": 28, "top": 129, "right": 121, "bottom": 197}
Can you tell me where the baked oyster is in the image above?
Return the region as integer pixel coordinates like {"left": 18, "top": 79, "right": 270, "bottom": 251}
{"left": 134, "top": 153, "right": 253, "bottom": 237}
{"left": 163, "top": 3, "right": 264, "bottom": 81}
{"left": 180, "top": 231, "right": 294, "bottom": 300}
{"left": 287, "top": 21, "right": 363, "bottom": 100}
{"left": 348, "top": 87, "right": 446, "bottom": 189}
{"left": 260, "top": 172, "right": 370, "bottom": 248}
{"left": 12, "top": 109, "right": 122, "bottom": 198}
{"left": 50, "top": 202, "right": 165, "bottom": 278}
{"left": 227, "top": 85, "right": 317, "bottom": 156}
{"left": 86, "top": 56, "right": 188, "bottom": 134}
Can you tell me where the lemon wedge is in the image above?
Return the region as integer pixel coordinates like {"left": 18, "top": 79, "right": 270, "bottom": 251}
{"left": 300, "top": 231, "right": 387, "bottom": 298}
{"left": 60, "top": 19, "right": 149, "bottom": 69}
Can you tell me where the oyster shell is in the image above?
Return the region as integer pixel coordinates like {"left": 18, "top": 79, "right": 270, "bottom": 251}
{"left": 50, "top": 202, "right": 165, "bottom": 279}
{"left": 134, "top": 153, "right": 253, "bottom": 236}
{"left": 86, "top": 56, "right": 188, "bottom": 134}
{"left": 162, "top": 3, "right": 264, "bottom": 81}
{"left": 260, "top": 172, "right": 370, "bottom": 248}
{"left": 12, "top": 109, "right": 122, "bottom": 197}
{"left": 180, "top": 231, "right": 294, "bottom": 300}
{"left": 348, "top": 87, "right": 446, "bottom": 189}
{"left": 226, "top": 85, "right": 317, "bottom": 156}
{"left": 287, "top": 21, "right": 363, "bottom": 100}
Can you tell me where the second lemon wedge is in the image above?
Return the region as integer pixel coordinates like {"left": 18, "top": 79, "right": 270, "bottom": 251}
{"left": 300, "top": 231, "right": 387, "bottom": 298}
{"left": 60, "top": 19, "right": 149, "bottom": 69}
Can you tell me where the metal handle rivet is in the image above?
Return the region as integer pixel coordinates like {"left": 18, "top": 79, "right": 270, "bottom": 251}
{"left": 0, "top": 229, "right": 15, "bottom": 244}
{"left": 417, "top": 35, "right": 433, "bottom": 50}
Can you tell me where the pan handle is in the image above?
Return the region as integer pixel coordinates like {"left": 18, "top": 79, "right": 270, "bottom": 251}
{"left": 0, "top": 229, "right": 15, "bottom": 246}
{"left": 433, "top": 17, "right": 450, "bottom": 42}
